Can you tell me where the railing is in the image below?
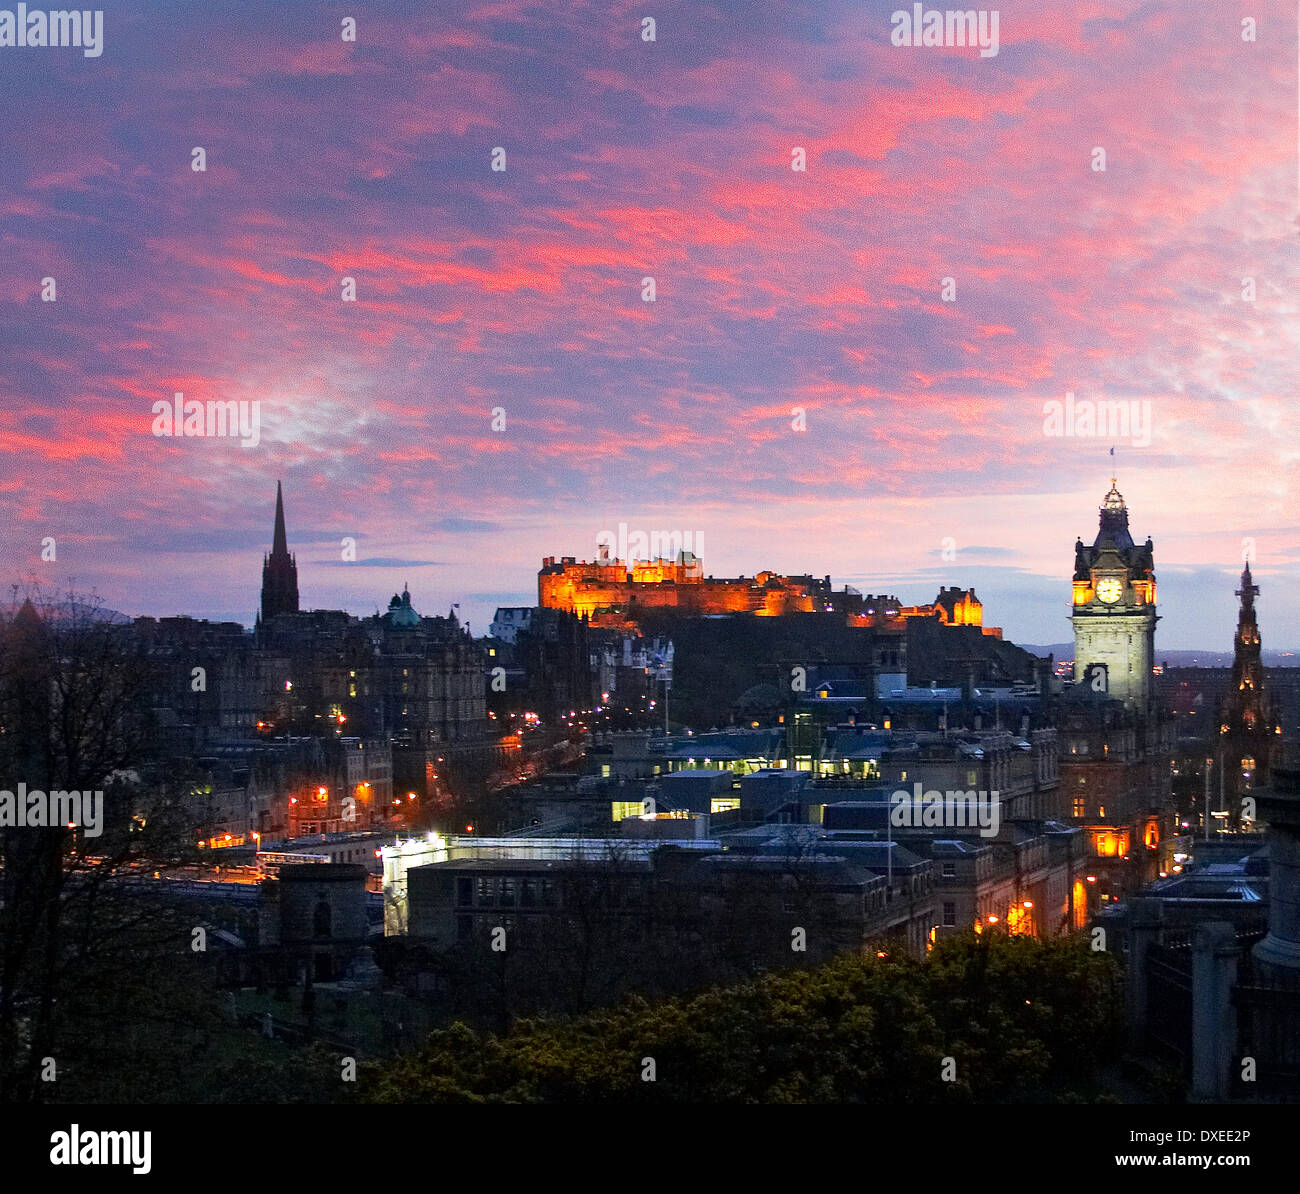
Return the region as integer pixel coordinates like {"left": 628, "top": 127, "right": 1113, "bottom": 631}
{"left": 1233, "top": 973, "right": 1300, "bottom": 1101}
{"left": 1138, "top": 924, "right": 1300, "bottom": 1100}
{"left": 1145, "top": 941, "right": 1192, "bottom": 1069}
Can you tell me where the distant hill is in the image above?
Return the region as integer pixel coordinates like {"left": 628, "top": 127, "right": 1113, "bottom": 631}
{"left": 7, "top": 598, "right": 131, "bottom": 626}
{"left": 1014, "top": 643, "right": 1072, "bottom": 661}
{"left": 1018, "top": 643, "right": 1300, "bottom": 668}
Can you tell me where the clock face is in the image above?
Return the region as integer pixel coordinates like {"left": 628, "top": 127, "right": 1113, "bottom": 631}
{"left": 1095, "top": 577, "right": 1124, "bottom": 605}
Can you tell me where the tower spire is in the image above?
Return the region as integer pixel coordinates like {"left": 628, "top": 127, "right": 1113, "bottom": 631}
{"left": 1237, "top": 560, "right": 1257, "bottom": 613}
{"left": 261, "top": 480, "right": 300, "bottom": 622}
{"left": 273, "top": 479, "right": 289, "bottom": 556}
{"left": 1095, "top": 476, "right": 1133, "bottom": 549}
{"left": 1220, "top": 558, "right": 1277, "bottom": 818}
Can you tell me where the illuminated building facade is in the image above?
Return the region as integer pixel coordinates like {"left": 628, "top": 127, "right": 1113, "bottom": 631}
{"left": 384, "top": 830, "right": 933, "bottom": 959}
{"left": 1069, "top": 479, "right": 1157, "bottom": 709}
{"left": 539, "top": 553, "right": 843, "bottom": 621}
{"left": 539, "top": 553, "right": 998, "bottom": 635}
{"left": 1061, "top": 480, "right": 1175, "bottom": 903}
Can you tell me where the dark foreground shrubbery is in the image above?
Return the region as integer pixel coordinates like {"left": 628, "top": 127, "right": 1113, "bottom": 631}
{"left": 363, "top": 934, "right": 1123, "bottom": 1103}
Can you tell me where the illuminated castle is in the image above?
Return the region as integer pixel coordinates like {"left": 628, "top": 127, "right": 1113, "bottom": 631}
{"left": 538, "top": 554, "right": 998, "bottom": 635}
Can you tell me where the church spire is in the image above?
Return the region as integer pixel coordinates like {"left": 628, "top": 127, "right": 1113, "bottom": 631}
{"left": 272, "top": 479, "right": 289, "bottom": 556}
{"left": 260, "top": 481, "right": 299, "bottom": 622}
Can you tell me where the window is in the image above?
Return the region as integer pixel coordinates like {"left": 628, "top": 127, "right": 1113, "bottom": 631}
{"left": 521, "top": 877, "right": 538, "bottom": 907}
{"left": 476, "top": 876, "right": 495, "bottom": 906}
{"left": 967, "top": 770, "right": 977, "bottom": 786}
{"left": 942, "top": 902, "right": 956, "bottom": 928}
{"left": 1098, "top": 805, "right": 1106, "bottom": 819}
{"left": 1072, "top": 797, "right": 1085, "bottom": 818}
{"left": 498, "top": 877, "right": 517, "bottom": 907}
{"left": 941, "top": 862, "right": 956, "bottom": 879}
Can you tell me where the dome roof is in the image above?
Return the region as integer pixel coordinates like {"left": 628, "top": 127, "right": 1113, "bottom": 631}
{"left": 386, "top": 585, "right": 421, "bottom": 628}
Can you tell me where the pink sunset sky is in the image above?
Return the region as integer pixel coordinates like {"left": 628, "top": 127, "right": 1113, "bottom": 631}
{"left": 1, "top": 0, "right": 1297, "bottom": 649}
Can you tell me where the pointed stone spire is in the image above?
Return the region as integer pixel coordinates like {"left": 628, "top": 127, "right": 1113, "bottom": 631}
{"left": 1237, "top": 561, "right": 1258, "bottom": 613}
{"left": 260, "top": 481, "right": 300, "bottom": 622}
{"left": 1220, "top": 557, "right": 1276, "bottom": 811}
{"left": 272, "top": 480, "right": 289, "bottom": 557}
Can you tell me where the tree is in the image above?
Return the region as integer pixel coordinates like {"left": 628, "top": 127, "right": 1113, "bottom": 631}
{"left": 0, "top": 588, "right": 199, "bottom": 1100}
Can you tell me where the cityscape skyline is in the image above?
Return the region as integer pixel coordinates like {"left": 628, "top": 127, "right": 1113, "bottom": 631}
{"left": 2, "top": 0, "right": 1298, "bottom": 1129}
{"left": 2, "top": 1, "right": 1296, "bottom": 651}
{"left": 17, "top": 474, "right": 1295, "bottom": 657}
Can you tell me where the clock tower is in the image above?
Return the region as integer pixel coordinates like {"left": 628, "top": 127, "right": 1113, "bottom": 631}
{"left": 1070, "top": 479, "right": 1157, "bottom": 709}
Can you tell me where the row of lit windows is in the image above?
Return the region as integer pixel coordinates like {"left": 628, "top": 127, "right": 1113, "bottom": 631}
{"left": 458, "top": 875, "right": 561, "bottom": 908}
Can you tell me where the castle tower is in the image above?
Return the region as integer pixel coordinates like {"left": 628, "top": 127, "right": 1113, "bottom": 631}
{"left": 1219, "top": 562, "right": 1280, "bottom": 813}
{"left": 1069, "top": 478, "right": 1158, "bottom": 709}
{"left": 260, "top": 481, "right": 299, "bottom": 622}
